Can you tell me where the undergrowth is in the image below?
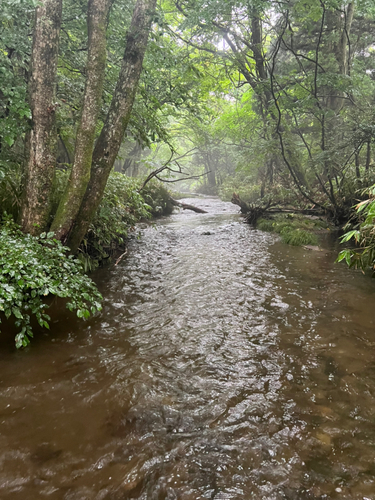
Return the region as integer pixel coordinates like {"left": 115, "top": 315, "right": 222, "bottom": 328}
{"left": 141, "top": 181, "right": 174, "bottom": 216}
{"left": 256, "top": 214, "right": 328, "bottom": 246}
{"left": 337, "top": 184, "right": 375, "bottom": 273}
{"left": 218, "top": 174, "right": 261, "bottom": 203}
{"left": 78, "top": 174, "right": 152, "bottom": 270}
{"left": 0, "top": 216, "right": 102, "bottom": 348}
{"left": 77, "top": 177, "right": 174, "bottom": 270}
{"left": 280, "top": 228, "right": 318, "bottom": 246}
{"left": 0, "top": 170, "right": 174, "bottom": 347}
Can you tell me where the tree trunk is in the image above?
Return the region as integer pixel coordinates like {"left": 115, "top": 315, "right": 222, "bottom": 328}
{"left": 326, "top": 3, "right": 354, "bottom": 112}
{"left": 51, "top": 0, "right": 111, "bottom": 244}
{"left": 366, "top": 141, "right": 371, "bottom": 172}
{"left": 20, "top": 0, "right": 62, "bottom": 235}
{"left": 205, "top": 151, "right": 216, "bottom": 187}
{"left": 355, "top": 150, "right": 361, "bottom": 179}
{"left": 336, "top": 3, "right": 354, "bottom": 75}
{"left": 122, "top": 141, "right": 141, "bottom": 173}
{"left": 67, "top": 0, "right": 157, "bottom": 252}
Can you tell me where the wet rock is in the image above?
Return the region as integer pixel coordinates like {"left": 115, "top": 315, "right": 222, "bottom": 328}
{"left": 302, "top": 245, "right": 322, "bottom": 251}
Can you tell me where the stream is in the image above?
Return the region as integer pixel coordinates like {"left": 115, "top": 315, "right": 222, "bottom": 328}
{"left": 1, "top": 197, "right": 375, "bottom": 499}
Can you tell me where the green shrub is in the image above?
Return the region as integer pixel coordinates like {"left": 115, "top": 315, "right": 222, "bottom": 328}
{"left": 0, "top": 216, "right": 102, "bottom": 348}
{"left": 337, "top": 185, "right": 375, "bottom": 272}
{"left": 141, "top": 181, "right": 174, "bottom": 216}
{"left": 0, "top": 159, "right": 22, "bottom": 220}
{"left": 256, "top": 219, "right": 275, "bottom": 232}
{"left": 79, "top": 173, "right": 152, "bottom": 269}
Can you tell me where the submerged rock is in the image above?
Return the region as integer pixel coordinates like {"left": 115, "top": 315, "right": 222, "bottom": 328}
{"left": 302, "top": 245, "right": 322, "bottom": 251}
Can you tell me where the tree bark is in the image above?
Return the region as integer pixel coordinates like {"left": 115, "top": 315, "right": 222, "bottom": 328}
{"left": 51, "top": 0, "right": 111, "bottom": 244}
{"left": 20, "top": 0, "right": 62, "bottom": 235}
{"left": 205, "top": 151, "right": 216, "bottom": 187}
{"left": 336, "top": 3, "right": 354, "bottom": 76}
{"left": 67, "top": 0, "right": 157, "bottom": 252}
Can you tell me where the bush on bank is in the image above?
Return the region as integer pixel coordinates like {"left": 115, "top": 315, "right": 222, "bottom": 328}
{"left": 141, "top": 181, "right": 174, "bottom": 216}
{"left": 78, "top": 174, "right": 151, "bottom": 270}
{"left": 0, "top": 216, "right": 102, "bottom": 348}
{"left": 218, "top": 174, "right": 261, "bottom": 203}
{"left": 337, "top": 184, "right": 375, "bottom": 273}
{"left": 52, "top": 173, "right": 172, "bottom": 270}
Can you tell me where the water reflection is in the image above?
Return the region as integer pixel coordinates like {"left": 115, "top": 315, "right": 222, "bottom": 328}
{"left": 1, "top": 198, "right": 375, "bottom": 499}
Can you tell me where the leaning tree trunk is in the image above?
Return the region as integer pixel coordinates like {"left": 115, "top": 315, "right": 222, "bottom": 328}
{"left": 51, "top": 0, "right": 111, "bottom": 244}
{"left": 20, "top": 0, "right": 62, "bottom": 235}
{"left": 67, "top": 0, "right": 157, "bottom": 252}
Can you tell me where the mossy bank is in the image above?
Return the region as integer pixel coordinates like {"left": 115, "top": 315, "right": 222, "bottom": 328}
{"left": 256, "top": 214, "right": 333, "bottom": 247}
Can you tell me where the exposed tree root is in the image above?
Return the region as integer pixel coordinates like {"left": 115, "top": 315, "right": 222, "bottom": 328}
{"left": 231, "top": 192, "right": 251, "bottom": 214}
{"left": 231, "top": 192, "right": 272, "bottom": 223}
{"left": 231, "top": 192, "right": 325, "bottom": 225}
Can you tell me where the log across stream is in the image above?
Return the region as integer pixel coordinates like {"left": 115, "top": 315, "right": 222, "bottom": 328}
{"left": 1, "top": 197, "right": 375, "bottom": 499}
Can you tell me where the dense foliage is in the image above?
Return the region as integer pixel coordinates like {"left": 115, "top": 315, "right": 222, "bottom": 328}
{"left": 0, "top": 216, "right": 102, "bottom": 348}
{"left": 79, "top": 174, "right": 151, "bottom": 269}
{"left": 337, "top": 185, "right": 375, "bottom": 272}
{"left": 0, "top": 172, "right": 174, "bottom": 347}
{"left": 78, "top": 175, "right": 172, "bottom": 269}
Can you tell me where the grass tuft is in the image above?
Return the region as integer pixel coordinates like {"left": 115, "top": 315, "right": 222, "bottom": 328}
{"left": 280, "top": 228, "right": 318, "bottom": 246}
{"left": 257, "top": 214, "right": 323, "bottom": 246}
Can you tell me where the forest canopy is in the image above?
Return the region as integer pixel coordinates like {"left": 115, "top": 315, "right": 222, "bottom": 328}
{"left": 1, "top": 0, "right": 375, "bottom": 221}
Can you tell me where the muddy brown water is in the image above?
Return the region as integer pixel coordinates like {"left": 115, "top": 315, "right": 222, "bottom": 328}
{"left": 1, "top": 197, "right": 375, "bottom": 500}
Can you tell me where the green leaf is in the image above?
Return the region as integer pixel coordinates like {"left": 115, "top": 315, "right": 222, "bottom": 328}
{"left": 4, "top": 136, "right": 15, "bottom": 147}
{"left": 340, "top": 230, "right": 360, "bottom": 243}
{"left": 12, "top": 307, "right": 23, "bottom": 319}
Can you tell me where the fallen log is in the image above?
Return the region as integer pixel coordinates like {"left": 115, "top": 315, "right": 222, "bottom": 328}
{"left": 169, "top": 197, "right": 208, "bottom": 214}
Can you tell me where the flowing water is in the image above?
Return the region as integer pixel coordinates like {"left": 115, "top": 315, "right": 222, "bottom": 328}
{"left": 1, "top": 197, "right": 375, "bottom": 500}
